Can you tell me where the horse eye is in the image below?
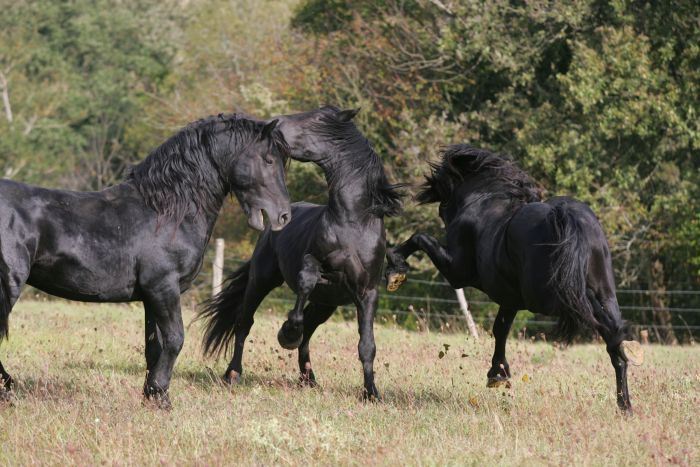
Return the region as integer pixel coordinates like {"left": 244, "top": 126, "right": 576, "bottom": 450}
{"left": 264, "top": 155, "right": 274, "bottom": 165}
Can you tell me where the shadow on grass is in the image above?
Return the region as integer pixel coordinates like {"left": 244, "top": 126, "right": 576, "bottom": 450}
{"left": 5, "top": 360, "right": 464, "bottom": 410}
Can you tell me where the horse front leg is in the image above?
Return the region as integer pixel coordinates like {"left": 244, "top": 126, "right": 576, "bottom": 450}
{"left": 142, "top": 283, "right": 184, "bottom": 410}
{"left": 487, "top": 306, "right": 517, "bottom": 387}
{"left": 356, "top": 288, "right": 380, "bottom": 400}
{"left": 386, "top": 233, "right": 461, "bottom": 291}
{"left": 144, "top": 305, "right": 163, "bottom": 378}
{"left": 277, "top": 254, "right": 321, "bottom": 350}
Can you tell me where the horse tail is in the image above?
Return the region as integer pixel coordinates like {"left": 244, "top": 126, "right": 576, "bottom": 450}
{"left": 547, "top": 204, "right": 599, "bottom": 342}
{"left": 0, "top": 272, "right": 11, "bottom": 341}
{"left": 197, "top": 261, "right": 251, "bottom": 358}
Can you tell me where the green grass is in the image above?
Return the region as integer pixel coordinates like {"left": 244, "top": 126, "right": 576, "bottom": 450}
{"left": 0, "top": 300, "right": 698, "bottom": 465}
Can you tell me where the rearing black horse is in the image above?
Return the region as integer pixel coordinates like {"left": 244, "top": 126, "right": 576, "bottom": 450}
{"left": 198, "top": 106, "right": 403, "bottom": 399}
{"left": 385, "top": 145, "right": 643, "bottom": 412}
{"left": 0, "top": 114, "right": 292, "bottom": 407}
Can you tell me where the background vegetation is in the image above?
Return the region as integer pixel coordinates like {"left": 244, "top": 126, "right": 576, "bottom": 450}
{"left": 1, "top": 0, "right": 699, "bottom": 341}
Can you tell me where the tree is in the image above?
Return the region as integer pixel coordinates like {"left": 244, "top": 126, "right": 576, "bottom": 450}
{"left": 291, "top": 0, "right": 700, "bottom": 338}
{"left": 0, "top": 0, "right": 177, "bottom": 190}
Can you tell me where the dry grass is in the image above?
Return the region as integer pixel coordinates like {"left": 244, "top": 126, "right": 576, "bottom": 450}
{"left": 0, "top": 300, "right": 698, "bottom": 466}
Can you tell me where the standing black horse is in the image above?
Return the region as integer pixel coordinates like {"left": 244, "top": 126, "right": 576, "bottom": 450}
{"left": 385, "top": 145, "right": 643, "bottom": 412}
{"left": 0, "top": 114, "right": 292, "bottom": 407}
{"left": 198, "top": 106, "right": 403, "bottom": 399}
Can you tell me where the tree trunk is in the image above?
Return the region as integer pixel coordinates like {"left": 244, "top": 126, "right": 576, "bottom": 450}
{"left": 0, "top": 72, "right": 13, "bottom": 123}
{"left": 649, "top": 258, "right": 678, "bottom": 345}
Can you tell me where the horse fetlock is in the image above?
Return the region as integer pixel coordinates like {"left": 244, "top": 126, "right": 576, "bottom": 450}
{"left": 620, "top": 340, "right": 644, "bottom": 366}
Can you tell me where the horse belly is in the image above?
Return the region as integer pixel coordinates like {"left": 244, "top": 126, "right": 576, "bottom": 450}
{"left": 27, "top": 256, "right": 138, "bottom": 302}
{"left": 308, "top": 284, "right": 353, "bottom": 307}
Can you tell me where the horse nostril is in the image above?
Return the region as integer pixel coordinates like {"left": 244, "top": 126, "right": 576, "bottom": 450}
{"left": 279, "top": 211, "right": 291, "bottom": 225}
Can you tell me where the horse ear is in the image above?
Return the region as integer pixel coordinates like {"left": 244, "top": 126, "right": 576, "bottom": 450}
{"left": 337, "top": 108, "right": 360, "bottom": 122}
{"left": 260, "top": 119, "right": 279, "bottom": 140}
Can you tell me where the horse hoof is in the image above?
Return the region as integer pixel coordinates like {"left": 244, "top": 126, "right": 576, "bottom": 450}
{"left": 386, "top": 272, "right": 406, "bottom": 292}
{"left": 299, "top": 373, "right": 318, "bottom": 388}
{"left": 487, "top": 376, "right": 512, "bottom": 388}
{"left": 363, "top": 389, "right": 381, "bottom": 402}
{"left": 143, "top": 393, "right": 172, "bottom": 411}
{"left": 621, "top": 340, "right": 644, "bottom": 366}
{"left": 0, "top": 388, "right": 15, "bottom": 406}
{"left": 224, "top": 370, "right": 241, "bottom": 385}
{"left": 277, "top": 326, "right": 303, "bottom": 350}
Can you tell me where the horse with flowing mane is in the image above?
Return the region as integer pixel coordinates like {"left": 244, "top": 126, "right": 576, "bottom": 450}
{"left": 0, "top": 113, "right": 291, "bottom": 408}
{"left": 197, "top": 106, "right": 403, "bottom": 399}
{"left": 385, "top": 144, "right": 643, "bottom": 413}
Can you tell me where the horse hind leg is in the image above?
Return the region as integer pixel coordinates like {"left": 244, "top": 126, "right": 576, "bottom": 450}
{"left": 297, "top": 303, "right": 336, "bottom": 387}
{"left": 587, "top": 290, "right": 642, "bottom": 414}
{"left": 224, "top": 271, "right": 282, "bottom": 385}
{"left": 278, "top": 254, "right": 322, "bottom": 350}
{"left": 487, "top": 306, "right": 517, "bottom": 388}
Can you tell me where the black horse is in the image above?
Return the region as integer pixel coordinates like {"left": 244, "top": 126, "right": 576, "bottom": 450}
{"left": 385, "top": 145, "right": 643, "bottom": 412}
{"left": 0, "top": 114, "right": 292, "bottom": 407}
{"left": 198, "top": 106, "right": 403, "bottom": 399}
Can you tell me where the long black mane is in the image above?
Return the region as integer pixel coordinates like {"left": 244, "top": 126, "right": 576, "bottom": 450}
{"left": 127, "top": 114, "right": 288, "bottom": 221}
{"left": 313, "top": 106, "right": 404, "bottom": 216}
{"left": 417, "top": 144, "right": 542, "bottom": 205}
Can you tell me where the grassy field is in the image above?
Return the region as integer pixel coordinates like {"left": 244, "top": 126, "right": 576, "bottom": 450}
{"left": 0, "top": 300, "right": 698, "bottom": 466}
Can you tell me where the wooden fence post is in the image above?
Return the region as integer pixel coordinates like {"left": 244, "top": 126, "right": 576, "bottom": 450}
{"left": 212, "top": 238, "right": 225, "bottom": 297}
{"left": 455, "top": 288, "right": 479, "bottom": 340}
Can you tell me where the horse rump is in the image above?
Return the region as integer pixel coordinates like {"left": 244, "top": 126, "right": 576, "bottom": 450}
{"left": 197, "top": 261, "right": 251, "bottom": 357}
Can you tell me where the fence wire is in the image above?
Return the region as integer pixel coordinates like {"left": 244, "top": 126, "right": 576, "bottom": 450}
{"left": 197, "top": 252, "right": 700, "bottom": 338}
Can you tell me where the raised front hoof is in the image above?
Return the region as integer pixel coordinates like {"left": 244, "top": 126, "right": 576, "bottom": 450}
{"left": 277, "top": 322, "right": 303, "bottom": 350}
{"left": 621, "top": 340, "right": 644, "bottom": 366}
{"left": 223, "top": 370, "right": 242, "bottom": 386}
{"left": 143, "top": 387, "right": 172, "bottom": 411}
{"left": 487, "top": 375, "right": 512, "bottom": 388}
{"left": 386, "top": 272, "right": 407, "bottom": 292}
{"left": 362, "top": 386, "right": 381, "bottom": 402}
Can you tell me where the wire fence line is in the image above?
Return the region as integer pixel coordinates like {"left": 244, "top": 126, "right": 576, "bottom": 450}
{"left": 197, "top": 250, "right": 700, "bottom": 338}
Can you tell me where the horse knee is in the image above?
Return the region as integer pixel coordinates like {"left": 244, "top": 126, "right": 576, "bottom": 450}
{"left": 163, "top": 330, "right": 184, "bottom": 355}
{"left": 358, "top": 340, "right": 376, "bottom": 362}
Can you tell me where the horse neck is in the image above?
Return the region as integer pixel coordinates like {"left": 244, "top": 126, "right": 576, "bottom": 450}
{"left": 318, "top": 150, "right": 380, "bottom": 222}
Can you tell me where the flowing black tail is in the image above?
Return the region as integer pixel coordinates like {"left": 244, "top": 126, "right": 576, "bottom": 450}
{"left": 0, "top": 273, "right": 10, "bottom": 341}
{"left": 547, "top": 205, "right": 599, "bottom": 341}
{"left": 197, "top": 261, "right": 251, "bottom": 357}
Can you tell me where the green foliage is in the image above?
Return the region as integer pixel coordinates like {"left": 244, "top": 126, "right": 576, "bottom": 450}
{"left": 291, "top": 0, "right": 700, "bottom": 285}
{"left": 0, "top": 0, "right": 177, "bottom": 189}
